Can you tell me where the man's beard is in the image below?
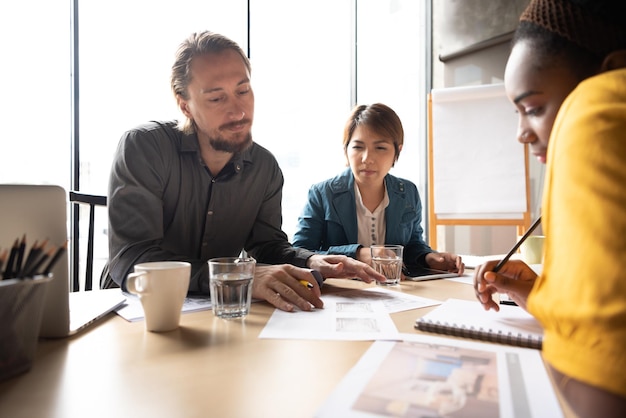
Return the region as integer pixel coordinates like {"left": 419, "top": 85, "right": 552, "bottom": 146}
{"left": 207, "top": 123, "right": 253, "bottom": 154}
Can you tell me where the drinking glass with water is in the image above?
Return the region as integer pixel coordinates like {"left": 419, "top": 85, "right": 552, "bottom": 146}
{"left": 208, "top": 257, "right": 256, "bottom": 319}
{"left": 370, "top": 245, "right": 403, "bottom": 285}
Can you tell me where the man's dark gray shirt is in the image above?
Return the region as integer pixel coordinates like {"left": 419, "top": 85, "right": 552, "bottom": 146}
{"left": 107, "top": 121, "right": 314, "bottom": 293}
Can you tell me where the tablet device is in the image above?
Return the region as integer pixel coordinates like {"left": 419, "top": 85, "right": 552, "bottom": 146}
{"left": 402, "top": 264, "right": 459, "bottom": 281}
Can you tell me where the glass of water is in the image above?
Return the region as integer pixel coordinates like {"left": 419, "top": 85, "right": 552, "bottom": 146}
{"left": 208, "top": 257, "right": 256, "bottom": 319}
{"left": 370, "top": 245, "right": 403, "bottom": 285}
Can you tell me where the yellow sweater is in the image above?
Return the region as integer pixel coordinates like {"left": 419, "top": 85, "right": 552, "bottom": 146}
{"left": 528, "top": 68, "right": 626, "bottom": 398}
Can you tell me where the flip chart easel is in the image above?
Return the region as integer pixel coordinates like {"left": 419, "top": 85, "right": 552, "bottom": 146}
{"left": 427, "top": 84, "right": 531, "bottom": 249}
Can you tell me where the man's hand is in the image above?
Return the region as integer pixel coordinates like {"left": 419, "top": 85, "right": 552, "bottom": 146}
{"left": 306, "top": 254, "right": 387, "bottom": 283}
{"left": 252, "top": 264, "right": 324, "bottom": 312}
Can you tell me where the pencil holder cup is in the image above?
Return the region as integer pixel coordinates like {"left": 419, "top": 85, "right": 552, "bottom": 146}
{"left": 0, "top": 274, "right": 52, "bottom": 382}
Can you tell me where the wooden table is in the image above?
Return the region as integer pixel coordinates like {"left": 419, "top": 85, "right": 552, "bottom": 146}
{"left": 0, "top": 278, "right": 573, "bottom": 418}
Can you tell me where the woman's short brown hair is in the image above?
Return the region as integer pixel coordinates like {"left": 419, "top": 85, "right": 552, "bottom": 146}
{"left": 342, "top": 103, "right": 404, "bottom": 164}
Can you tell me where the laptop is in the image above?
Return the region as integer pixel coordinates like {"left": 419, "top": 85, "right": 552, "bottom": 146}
{"left": 0, "top": 184, "right": 126, "bottom": 338}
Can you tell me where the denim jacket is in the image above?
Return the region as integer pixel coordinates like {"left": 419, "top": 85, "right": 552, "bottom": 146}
{"left": 292, "top": 168, "right": 434, "bottom": 266}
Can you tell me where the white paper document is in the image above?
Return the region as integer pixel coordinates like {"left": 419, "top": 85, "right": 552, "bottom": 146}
{"left": 443, "top": 273, "right": 473, "bottom": 285}
{"left": 340, "top": 287, "right": 441, "bottom": 313}
{"left": 461, "top": 254, "right": 523, "bottom": 269}
{"left": 259, "top": 293, "right": 401, "bottom": 341}
{"left": 115, "top": 293, "right": 212, "bottom": 322}
{"left": 316, "top": 333, "right": 563, "bottom": 418}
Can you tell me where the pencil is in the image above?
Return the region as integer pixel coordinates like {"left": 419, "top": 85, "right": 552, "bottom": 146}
{"left": 19, "top": 239, "right": 45, "bottom": 278}
{"left": 299, "top": 279, "right": 314, "bottom": 289}
{"left": 0, "top": 248, "right": 8, "bottom": 275}
{"left": 14, "top": 234, "right": 26, "bottom": 277}
{"left": 24, "top": 247, "right": 55, "bottom": 278}
{"left": 492, "top": 216, "right": 542, "bottom": 273}
{"left": 3, "top": 238, "right": 19, "bottom": 280}
{"left": 43, "top": 241, "right": 67, "bottom": 275}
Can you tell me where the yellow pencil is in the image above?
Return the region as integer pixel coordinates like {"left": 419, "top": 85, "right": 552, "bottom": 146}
{"left": 298, "top": 279, "right": 314, "bottom": 289}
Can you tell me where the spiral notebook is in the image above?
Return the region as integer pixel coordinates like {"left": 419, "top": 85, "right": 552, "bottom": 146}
{"left": 415, "top": 298, "right": 543, "bottom": 349}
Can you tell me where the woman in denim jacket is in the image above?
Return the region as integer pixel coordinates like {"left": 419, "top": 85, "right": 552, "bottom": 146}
{"left": 293, "top": 103, "right": 463, "bottom": 276}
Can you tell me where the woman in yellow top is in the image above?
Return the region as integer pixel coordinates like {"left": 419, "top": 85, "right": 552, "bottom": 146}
{"left": 473, "top": 0, "right": 626, "bottom": 416}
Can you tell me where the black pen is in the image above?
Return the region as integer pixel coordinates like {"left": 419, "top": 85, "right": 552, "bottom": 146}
{"left": 492, "top": 216, "right": 542, "bottom": 273}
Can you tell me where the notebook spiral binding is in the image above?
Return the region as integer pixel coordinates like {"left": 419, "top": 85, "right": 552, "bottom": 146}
{"left": 416, "top": 319, "right": 543, "bottom": 350}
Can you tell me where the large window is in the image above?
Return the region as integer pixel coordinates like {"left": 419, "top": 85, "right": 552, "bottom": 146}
{"left": 78, "top": 0, "right": 248, "bottom": 194}
{"left": 252, "top": 0, "right": 429, "bottom": 240}
{"left": 0, "top": 1, "right": 71, "bottom": 189}
{"left": 356, "top": 0, "right": 429, "bottom": 203}
{"left": 3, "top": 1, "right": 430, "bottom": 286}
{"left": 250, "top": 0, "right": 354, "bottom": 240}
{"left": 77, "top": 1, "right": 248, "bottom": 281}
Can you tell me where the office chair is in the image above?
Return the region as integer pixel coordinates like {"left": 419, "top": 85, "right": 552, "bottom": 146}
{"left": 69, "top": 191, "right": 107, "bottom": 291}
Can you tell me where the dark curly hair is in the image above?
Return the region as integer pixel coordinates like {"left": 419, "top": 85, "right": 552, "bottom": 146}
{"left": 512, "top": 21, "right": 600, "bottom": 80}
{"left": 513, "top": 0, "right": 626, "bottom": 78}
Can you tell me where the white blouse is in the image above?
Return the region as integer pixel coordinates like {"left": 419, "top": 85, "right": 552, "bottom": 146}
{"left": 354, "top": 182, "right": 389, "bottom": 247}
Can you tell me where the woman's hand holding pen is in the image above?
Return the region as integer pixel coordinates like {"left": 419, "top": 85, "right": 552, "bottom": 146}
{"left": 473, "top": 259, "right": 538, "bottom": 312}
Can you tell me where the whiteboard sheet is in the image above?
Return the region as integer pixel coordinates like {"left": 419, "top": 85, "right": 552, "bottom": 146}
{"left": 431, "top": 84, "right": 527, "bottom": 216}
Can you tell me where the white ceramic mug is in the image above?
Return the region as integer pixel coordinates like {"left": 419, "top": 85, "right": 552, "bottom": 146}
{"left": 126, "top": 261, "right": 191, "bottom": 332}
